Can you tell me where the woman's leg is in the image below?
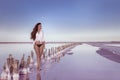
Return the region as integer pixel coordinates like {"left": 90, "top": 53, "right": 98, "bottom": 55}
{"left": 34, "top": 45, "right": 40, "bottom": 70}
{"left": 40, "top": 45, "right": 44, "bottom": 56}
{"left": 39, "top": 44, "right": 44, "bottom": 67}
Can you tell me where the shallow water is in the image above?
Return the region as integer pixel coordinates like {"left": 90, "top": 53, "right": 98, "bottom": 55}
{"left": 41, "top": 44, "right": 120, "bottom": 80}
{"left": 0, "top": 43, "right": 120, "bottom": 80}
{"left": 0, "top": 43, "right": 65, "bottom": 72}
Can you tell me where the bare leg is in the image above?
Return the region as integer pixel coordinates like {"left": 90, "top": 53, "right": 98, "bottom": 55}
{"left": 36, "top": 73, "right": 41, "bottom": 80}
{"left": 34, "top": 45, "right": 40, "bottom": 70}
{"left": 39, "top": 45, "right": 44, "bottom": 67}
{"left": 40, "top": 45, "right": 44, "bottom": 57}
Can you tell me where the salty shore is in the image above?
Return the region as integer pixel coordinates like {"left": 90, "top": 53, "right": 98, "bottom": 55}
{"left": 86, "top": 42, "right": 120, "bottom": 56}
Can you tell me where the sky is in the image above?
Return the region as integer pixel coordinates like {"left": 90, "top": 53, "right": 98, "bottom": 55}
{"left": 0, "top": 0, "right": 120, "bottom": 42}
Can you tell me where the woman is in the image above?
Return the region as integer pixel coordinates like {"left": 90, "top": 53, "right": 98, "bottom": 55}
{"left": 31, "top": 23, "right": 45, "bottom": 71}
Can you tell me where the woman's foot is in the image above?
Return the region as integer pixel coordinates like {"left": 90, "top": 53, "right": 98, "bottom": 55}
{"left": 40, "top": 68, "right": 42, "bottom": 71}
{"left": 37, "top": 70, "right": 40, "bottom": 73}
{"left": 37, "top": 66, "right": 40, "bottom": 70}
{"left": 38, "top": 68, "right": 42, "bottom": 71}
{"left": 36, "top": 69, "right": 42, "bottom": 73}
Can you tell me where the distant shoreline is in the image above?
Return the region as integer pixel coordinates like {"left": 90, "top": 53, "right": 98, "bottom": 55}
{"left": 0, "top": 42, "right": 80, "bottom": 44}
{"left": 0, "top": 41, "right": 120, "bottom": 44}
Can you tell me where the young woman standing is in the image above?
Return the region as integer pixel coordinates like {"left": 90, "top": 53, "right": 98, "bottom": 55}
{"left": 31, "top": 23, "right": 45, "bottom": 71}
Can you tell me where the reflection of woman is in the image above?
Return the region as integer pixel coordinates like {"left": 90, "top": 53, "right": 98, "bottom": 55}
{"left": 36, "top": 73, "right": 41, "bottom": 80}
{"left": 31, "top": 23, "right": 45, "bottom": 71}
{"left": 19, "top": 74, "right": 29, "bottom": 80}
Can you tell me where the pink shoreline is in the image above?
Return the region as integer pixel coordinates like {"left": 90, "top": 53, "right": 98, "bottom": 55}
{"left": 87, "top": 42, "right": 120, "bottom": 56}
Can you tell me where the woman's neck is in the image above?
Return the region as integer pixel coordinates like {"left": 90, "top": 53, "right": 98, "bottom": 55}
{"left": 38, "top": 30, "right": 41, "bottom": 33}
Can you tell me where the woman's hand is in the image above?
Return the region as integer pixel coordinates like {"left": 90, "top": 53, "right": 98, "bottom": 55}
{"left": 35, "top": 41, "right": 42, "bottom": 45}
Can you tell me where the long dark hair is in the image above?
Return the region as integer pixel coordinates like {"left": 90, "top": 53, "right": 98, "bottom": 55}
{"left": 31, "top": 23, "right": 41, "bottom": 40}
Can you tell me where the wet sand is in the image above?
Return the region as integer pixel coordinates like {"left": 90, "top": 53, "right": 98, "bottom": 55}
{"left": 0, "top": 42, "right": 120, "bottom": 80}
{"left": 87, "top": 42, "right": 120, "bottom": 56}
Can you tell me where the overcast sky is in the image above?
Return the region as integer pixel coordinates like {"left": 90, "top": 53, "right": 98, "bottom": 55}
{"left": 0, "top": 0, "right": 120, "bottom": 42}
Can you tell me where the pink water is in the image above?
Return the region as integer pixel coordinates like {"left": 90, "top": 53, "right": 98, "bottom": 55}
{"left": 0, "top": 43, "right": 120, "bottom": 80}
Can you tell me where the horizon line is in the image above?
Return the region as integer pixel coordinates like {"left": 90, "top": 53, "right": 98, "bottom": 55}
{"left": 0, "top": 41, "right": 120, "bottom": 44}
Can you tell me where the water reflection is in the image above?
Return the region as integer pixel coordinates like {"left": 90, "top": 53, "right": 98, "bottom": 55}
{"left": 0, "top": 43, "right": 78, "bottom": 80}
{"left": 40, "top": 49, "right": 75, "bottom": 80}
{"left": 36, "top": 73, "right": 41, "bottom": 80}
{"left": 19, "top": 74, "right": 29, "bottom": 80}
{"left": 96, "top": 48, "right": 120, "bottom": 63}
{"left": 66, "top": 52, "right": 74, "bottom": 55}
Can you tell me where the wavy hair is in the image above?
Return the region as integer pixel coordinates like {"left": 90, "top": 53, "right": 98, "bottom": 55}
{"left": 31, "top": 23, "right": 41, "bottom": 40}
